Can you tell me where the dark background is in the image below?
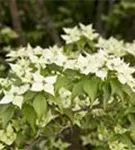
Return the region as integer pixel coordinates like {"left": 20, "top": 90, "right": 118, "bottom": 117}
{"left": 0, "top": 0, "right": 135, "bottom": 48}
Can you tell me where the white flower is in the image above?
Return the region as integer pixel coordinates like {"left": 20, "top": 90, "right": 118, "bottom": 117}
{"left": 44, "top": 76, "right": 57, "bottom": 84}
{"left": 75, "top": 54, "right": 88, "bottom": 72}
{"left": 33, "top": 46, "right": 43, "bottom": 55}
{"left": 31, "top": 72, "right": 57, "bottom": 96}
{"left": 42, "top": 48, "right": 54, "bottom": 64}
{"left": 12, "top": 95, "right": 23, "bottom": 109}
{"left": 64, "top": 59, "right": 76, "bottom": 70}
{"left": 22, "top": 70, "right": 33, "bottom": 83}
{"left": 0, "top": 143, "right": 5, "bottom": 150}
{"left": 43, "top": 84, "right": 55, "bottom": 96}
{"left": 97, "top": 37, "right": 126, "bottom": 56}
{"left": 61, "top": 26, "right": 81, "bottom": 44}
{"left": 53, "top": 52, "right": 67, "bottom": 66}
{"left": 0, "top": 124, "right": 16, "bottom": 145}
{"left": 0, "top": 94, "right": 14, "bottom": 104}
{"left": 31, "top": 82, "right": 44, "bottom": 92}
{"left": 96, "top": 69, "right": 107, "bottom": 80}
{"left": 42, "top": 46, "right": 67, "bottom": 66}
{"left": 80, "top": 23, "right": 99, "bottom": 40}
{"left": 117, "top": 73, "right": 127, "bottom": 84}
{"left": 33, "top": 72, "right": 44, "bottom": 83}
{"left": 59, "top": 87, "right": 72, "bottom": 108}
{"left": 10, "top": 64, "right": 24, "bottom": 76}
{"left": 9, "top": 84, "right": 30, "bottom": 95}
{"left": 0, "top": 94, "right": 23, "bottom": 109}
{"left": 0, "top": 84, "right": 28, "bottom": 108}
{"left": 106, "top": 57, "right": 122, "bottom": 71}
{"left": 109, "top": 140, "right": 128, "bottom": 150}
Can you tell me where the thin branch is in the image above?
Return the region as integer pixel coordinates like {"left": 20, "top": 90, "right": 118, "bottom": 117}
{"left": 37, "top": 0, "right": 61, "bottom": 46}
{"left": 95, "top": 0, "right": 105, "bottom": 36}
{"left": 25, "top": 135, "right": 45, "bottom": 150}
{"left": 9, "top": 0, "right": 26, "bottom": 46}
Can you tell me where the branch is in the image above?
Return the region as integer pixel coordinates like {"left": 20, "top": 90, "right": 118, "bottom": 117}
{"left": 95, "top": 1, "right": 105, "bottom": 36}
{"left": 37, "top": 0, "right": 61, "bottom": 46}
{"left": 25, "top": 135, "right": 45, "bottom": 150}
{"left": 9, "top": 0, "right": 26, "bottom": 46}
{"left": 73, "top": 105, "right": 92, "bottom": 113}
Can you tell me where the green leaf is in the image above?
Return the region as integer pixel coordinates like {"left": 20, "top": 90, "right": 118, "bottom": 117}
{"left": 1, "top": 105, "right": 14, "bottom": 128}
{"left": 24, "top": 91, "right": 36, "bottom": 101}
{"left": 72, "top": 81, "right": 84, "bottom": 99}
{"left": 63, "top": 108, "right": 74, "bottom": 122}
{"left": 110, "top": 79, "right": 124, "bottom": 100}
{"left": 64, "top": 69, "right": 79, "bottom": 79}
{"left": 120, "top": 134, "right": 133, "bottom": 149}
{"left": 102, "top": 82, "right": 111, "bottom": 108}
{"left": 0, "top": 143, "right": 5, "bottom": 150}
{"left": 122, "top": 84, "right": 133, "bottom": 97}
{"left": 125, "top": 107, "right": 135, "bottom": 115}
{"left": 122, "top": 84, "right": 135, "bottom": 104}
{"left": 127, "top": 114, "right": 135, "bottom": 126}
{"left": 84, "top": 77, "right": 99, "bottom": 103}
{"left": 33, "top": 93, "right": 47, "bottom": 119}
{"left": 22, "top": 104, "right": 37, "bottom": 132}
{"left": 54, "top": 75, "right": 71, "bottom": 92}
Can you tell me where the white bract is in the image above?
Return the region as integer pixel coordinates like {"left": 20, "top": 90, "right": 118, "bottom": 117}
{"left": 80, "top": 23, "right": 99, "bottom": 40}
{"left": 96, "top": 69, "right": 108, "bottom": 80}
{"left": 12, "top": 95, "right": 23, "bottom": 109}
{"left": 59, "top": 87, "right": 72, "bottom": 108}
{"left": 61, "top": 26, "right": 81, "bottom": 44}
{"left": 64, "top": 59, "right": 76, "bottom": 70}
{"left": 0, "top": 94, "right": 14, "bottom": 104}
{"left": 0, "top": 143, "right": 4, "bottom": 150}
{"left": 75, "top": 50, "right": 107, "bottom": 80}
{"left": 109, "top": 141, "right": 128, "bottom": 150}
{"left": 0, "top": 124, "right": 16, "bottom": 145}
{"left": 5, "top": 42, "right": 135, "bottom": 93}
{"left": 31, "top": 72, "right": 57, "bottom": 96}
{"left": 42, "top": 46, "right": 67, "bottom": 66}
{"left": 97, "top": 37, "right": 126, "bottom": 56}
{"left": 1, "top": 24, "right": 135, "bottom": 114}
{"left": 0, "top": 84, "right": 29, "bottom": 108}
{"left": 106, "top": 56, "right": 135, "bottom": 86}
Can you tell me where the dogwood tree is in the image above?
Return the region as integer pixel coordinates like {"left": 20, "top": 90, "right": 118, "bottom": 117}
{"left": 0, "top": 24, "right": 135, "bottom": 150}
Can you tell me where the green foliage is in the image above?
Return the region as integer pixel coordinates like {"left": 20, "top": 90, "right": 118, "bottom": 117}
{"left": 103, "top": 0, "right": 135, "bottom": 41}
{"left": 1, "top": 24, "right": 135, "bottom": 150}
{"left": 33, "top": 93, "right": 47, "bottom": 120}
{"left": 0, "top": 27, "right": 17, "bottom": 44}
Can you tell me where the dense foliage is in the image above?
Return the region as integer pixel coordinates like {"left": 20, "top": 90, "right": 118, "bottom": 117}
{"left": 1, "top": 24, "right": 135, "bottom": 150}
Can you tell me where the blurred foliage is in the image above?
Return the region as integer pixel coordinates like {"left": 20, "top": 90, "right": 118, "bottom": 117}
{"left": 103, "top": 0, "right": 135, "bottom": 41}
{"left": 0, "top": 0, "right": 135, "bottom": 47}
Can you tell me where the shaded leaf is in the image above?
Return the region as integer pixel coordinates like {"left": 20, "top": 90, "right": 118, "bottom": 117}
{"left": 54, "top": 75, "right": 71, "bottom": 92}
{"left": 72, "top": 81, "right": 84, "bottom": 99}
{"left": 84, "top": 77, "right": 99, "bottom": 102}
{"left": 33, "top": 93, "right": 47, "bottom": 119}
{"left": 102, "top": 82, "right": 111, "bottom": 108}
{"left": 1, "top": 105, "right": 14, "bottom": 128}
{"left": 22, "top": 104, "right": 37, "bottom": 132}
{"left": 110, "top": 79, "right": 124, "bottom": 100}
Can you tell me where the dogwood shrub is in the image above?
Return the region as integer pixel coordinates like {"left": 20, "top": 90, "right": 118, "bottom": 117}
{"left": 0, "top": 24, "right": 135, "bottom": 149}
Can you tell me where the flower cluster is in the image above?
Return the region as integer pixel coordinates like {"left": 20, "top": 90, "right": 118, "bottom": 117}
{"left": 0, "top": 42, "right": 135, "bottom": 108}
{"left": 61, "top": 23, "right": 98, "bottom": 44}
{"left": 0, "top": 23, "right": 135, "bottom": 150}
